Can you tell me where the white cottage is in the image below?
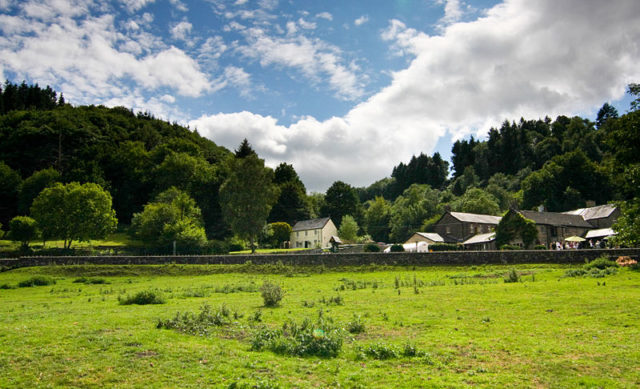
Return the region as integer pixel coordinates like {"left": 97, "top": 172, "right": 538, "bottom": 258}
{"left": 290, "top": 217, "right": 337, "bottom": 249}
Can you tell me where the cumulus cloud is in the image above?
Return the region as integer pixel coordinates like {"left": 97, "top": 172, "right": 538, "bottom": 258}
{"left": 121, "top": 0, "right": 155, "bottom": 13}
{"left": 192, "top": 0, "right": 640, "bottom": 191}
{"left": 316, "top": 12, "right": 332, "bottom": 21}
{"left": 169, "top": 0, "right": 188, "bottom": 12}
{"left": 436, "top": 0, "right": 464, "bottom": 28}
{"left": 236, "top": 26, "right": 365, "bottom": 100}
{"left": 354, "top": 15, "right": 369, "bottom": 26}
{"left": 170, "top": 20, "right": 192, "bottom": 41}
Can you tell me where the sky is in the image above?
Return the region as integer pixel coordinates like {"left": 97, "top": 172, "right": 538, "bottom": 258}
{"left": 1, "top": 0, "right": 639, "bottom": 192}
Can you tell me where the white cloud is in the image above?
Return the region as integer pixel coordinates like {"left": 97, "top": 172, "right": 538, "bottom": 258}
{"left": 234, "top": 0, "right": 248, "bottom": 5}
{"left": 192, "top": 0, "right": 640, "bottom": 192}
{"left": 170, "top": 20, "right": 192, "bottom": 41}
{"left": 316, "top": 12, "right": 332, "bottom": 21}
{"left": 354, "top": 15, "right": 369, "bottom": 26}
{"left": 120, "top": 0, "right": 155, "bottom": 13}
{"left": 236, "top": 26, "right": 364, "bottom": 100}
{"left": 298, "top": 18, "right": 316, "bottom": 30}
{"left": 436, "top": 0, "right": 464, "bottom": 28}
{"left": 169, "top": 0, "right": 188, "bottom": 12}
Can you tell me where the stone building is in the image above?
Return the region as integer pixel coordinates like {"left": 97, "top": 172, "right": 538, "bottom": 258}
{"left": 433, "top": 211, "right": 502, "bottom": 243}
{"left": 290, "top": 217, "right": 337, "bottom": 249}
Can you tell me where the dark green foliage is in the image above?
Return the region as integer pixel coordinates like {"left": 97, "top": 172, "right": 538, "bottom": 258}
{"left": 0, "top": 161, "right": 21, "bottom": 226}
{"left": 363, "top": 243, "right": 381, "bottom": 252}
{"left": 499, "top": 244, "right": 521, "bottom": 250}
{"left": 268, "top": 163, "right": 310, "bottom": 225}
{"left": 584, "top": 257, "right": 619, "bottom": 270}
{"left": 429, "top": 243, "right": 463, "bottom": 251}
{"left": 204, "top": 240, "right": 230, "bottom": 254}
{"left": 389, "top": 244, "right": 404, "bottom": 252}
{"left": 260, "top": 281, "right": 284, "bottom": 307}
{"left": 391, "top": 152, "right": 449, "bottom": 195}
{"left": 17, "top": 168, "right": 61, "bottom": 214}
{"left": 157, "top": 304, "right": 234, "bottom": 335}
{"left": 357, "top": 343, "right": 428, "bottom": 360}
{"left": 119, "top": 290, "right": 165, "bottom": 305}
{"left": 596, "top": 103, "right": 618, "bottom": 129}
{"left": 18, "top": 276, "right": 55, "bottom": 287}
{"left": 250, "top": 317, "right": 344, "bottom": 358}
{"left": 0, "top": 81, "right": 59, "bottom": 114}
{"left": 234, "top": 138, "right": 256, "bottom": 158}
{"left": 534, "top": 244, "right": 547, "bottom": 250}
{"left": 8, "top": 216, "right": 38, "bottom": 249}
{"left": 364, "top": 196, "right": 391, "bottom": 242}
{"left": 73, "top": 277, "right": 109, "bottom": 284}
{"left": 0, "top": 283, "right": 16, "bottom": 289}
{"left": 495, "top": 210, "right": 538, "bottom": 249}
{"left": 321, "top": 181, "right": 363, "bottom": 228}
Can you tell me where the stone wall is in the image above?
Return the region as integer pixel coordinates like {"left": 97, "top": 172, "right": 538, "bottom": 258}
{"left": 1, "top": 248, "right": 639, "bottom": 270}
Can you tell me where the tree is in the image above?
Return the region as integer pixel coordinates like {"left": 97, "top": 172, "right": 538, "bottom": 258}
{"left": 628, "top": 83, "right": 640, "bottom": 112}
{"left": 596, "top": 103, "right": 618, "bottom": 129}
{"left": 30, "top": 182, "right": 117, "bottom": 249}
{"left": 321, "top": 181, "right": 363, "bottom": 228}
{"left": 365, "top": 196, "right": 392, "bottom": 242}
{"left": 18, "top": 168, "right": 61, "bottom": 214}
{"left": 8, "top": 216, "right": 38, "bottom": 249}
{"left": 235, "top": 138, "right": 257, "bottom": 158}
{"left": 611, "top": 199, "right": 640, "bottom": 247}
{"left": 495, "top": 210, "right": 538, "bottom": 249}
{"left": 270, "top": 222, "right": 292, "bottom": 248}
{"left": 338, "top": 215, "right": 359, "bottom": 243}
{"left": 268, "top": 163, "right": 310, "bottom": 225}
{"left": 0, "top": 162, "right": 22, "bottom": 226}
{"left": 389, "top": 184, "right": 440, "bottom": 242}
{"left": 220, "top": 147, "right": 278, "bottom": 253}
{"left": 131, "top": 187, "right": 207, "bottom": 251}
{"left": 450, "top": 188, "right": 501, "bottom": 215}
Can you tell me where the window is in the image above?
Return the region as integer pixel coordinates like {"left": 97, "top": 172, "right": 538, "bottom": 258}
{"left": 296, "top": 232, "right": 299, "bottom": 238}
{"left": 314, "top": 230, "right": 318, "bottom": 235}
{"left": 305, "top": 231, "right": 308, "bottom": 236}
{"left": 446, "top": 226, "right": 451, "bottom": 234}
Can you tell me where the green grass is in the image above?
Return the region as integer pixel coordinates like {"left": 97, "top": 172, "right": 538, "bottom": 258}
{"left": 0, "top": 232, "right": 142, "bottom": 252}
{"left": 0, "top": 264, "right": 639, "bottom": 388}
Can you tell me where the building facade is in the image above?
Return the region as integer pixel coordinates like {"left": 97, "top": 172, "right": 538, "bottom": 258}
{"left": 290, "top": 217, "right": 337, "bottom": 249}
{"left": 433, "top": 211, "right": 502, "bottom": 243}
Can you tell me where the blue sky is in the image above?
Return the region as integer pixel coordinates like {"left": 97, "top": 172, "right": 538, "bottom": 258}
{"left": 1, "top": 0, "right": 639, "bottom": 191}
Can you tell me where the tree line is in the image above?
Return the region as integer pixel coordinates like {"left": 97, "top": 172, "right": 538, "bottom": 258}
{"left": 0, "top": 81, "right": 638, "bottom": 252}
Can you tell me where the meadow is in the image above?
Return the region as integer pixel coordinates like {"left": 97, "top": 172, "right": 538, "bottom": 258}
{"left": 0, "top": 262, "right": 639, "bottom": 388}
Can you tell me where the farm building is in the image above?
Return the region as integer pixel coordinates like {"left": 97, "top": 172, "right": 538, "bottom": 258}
{"left": 290, "top": 217, "right": 337, "bottom": 249}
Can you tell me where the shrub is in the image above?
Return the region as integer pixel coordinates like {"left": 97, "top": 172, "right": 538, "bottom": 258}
{"left": 534, "top": 244, "right": 547, "bottom": 250}
{"left": 504, "top": 269, "right": 520, "bottom": 283}
{"left": 157, "top": 304, "right": 233, "bottom": 335}
{"left": 250, "top": 317, "right": 344, "bottom": 358}
{"left": 584, "top": 256, "right": 619, "bottom": 270}
{"left": 389, "top": 244, "right": 404, "bottom": 252}
{"left": 0, "top": 283, "right": 16, "bottom": 289}
{"left": 429, "top": 243, "right": 463, "bottom": 251}
{"left": 499, "top": 244, "right": 520, "bottom": 250}
{"left": 346, "top": 314, "right": 366, "bottom": 334}
{"left": 119, "top": 290, "right": 166, "bottom": 305}
{"left": 73, "top": 277, "right": 109, "bottom": 284}
{"left": 360, "top": 343, "right": 399, "bottom": 360}
{"left": 363, "top": 243, "right": 381, "bottom": 252}
{"left": 260, "top": 281, "right": 284, "bottom": 307}
{"left": 205, "top": 240, "right": 229, "bottom": 254}
{"left": 18, "top": 276, "right": 56, "bottom": 287}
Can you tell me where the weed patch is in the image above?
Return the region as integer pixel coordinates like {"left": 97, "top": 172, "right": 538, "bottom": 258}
{"left": 73, "top": 277, "right": 109, "bottom": 284}
{"left": 260, "top": 281, "right": 284, "bottom": 307}
{"left": 18, "top": 276, "right": 55, "bottom": 287}
{"left": 250, "top": 317, "right": 344, "bottom": 358}
{"left": 157, "top": 304, "right": 237, "bottom": 335}
{"left": 357, "top": 342, "right": 430, "bottom": 360}
{"left": 346, "top": 314, "right": 366, "bottom": 334}
{"left": 119, "top": 290, "right": 166, "bottom": 305}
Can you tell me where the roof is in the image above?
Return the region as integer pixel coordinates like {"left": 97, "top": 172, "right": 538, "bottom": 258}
{"left": 412, "top": 232, "right": 444, "bottom": 243}
{"left": 563, "top": 204, "right": 617, "bottom": 221}
{"left": 585, "top": 228, "right": 617, "bottom": 239}
{"left": 292, "top": 217, "right": 331, "bottom": 232}
{"left": 449, "top": 211, "right": 502, "bottom": 225}
{"left": 462, "top": 233, "right": 496, "bottom": 245}
{"left": 519, "top": 210, "right": 593, "bottom": 228}
{"left": 329, "top": 235, "right": 342, "bottom": 244}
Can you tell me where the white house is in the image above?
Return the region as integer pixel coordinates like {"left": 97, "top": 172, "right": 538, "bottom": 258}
{"left": 290, "top": 217, "right": 337, "bottom": 249}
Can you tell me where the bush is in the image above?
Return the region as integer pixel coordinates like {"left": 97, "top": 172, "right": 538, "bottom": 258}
{"left": 389, "top": 244, "right": 404, "bottom": 252}
{"left": 346, "top": 314, "right": 366, "bottom": 334}
{"left": 119, "top": 290, "right": 166, "bottom": 305}
{"left": 534, "top": 244, "right": 547, "bottom": 250}
{"left": 157, "top": 304, "right": 234, "bottom": 335}
{"left": 205, "top": 240, "right": 229, "bottom": 254}
{"left": 229, "top": 243, "right": 245, "bottom": 252}
{"left": 363, "top": 243, "right": 381, "bottom": 252}
{"left": 584, "top": 256, "right": 619, "bottom": 270}
{"left": 499, "top": 244, "right": 521, "bottom": 250}
{"left": 250, "top": 317, "right": 344, "bottom": 358}
{"left": 504, "top": 269, "right": 520, "bottom": 283}
{"left": 260, "top": 281, "right": 284, "bottom": 307}
{"left": 0, "top": 283, "right": 16, "bottom": 289}
{"left": 73, "top": 277, "right": 109, "bottom": 284}
{"left": 360, "top": 343, "right": 399, "bottom": 360}
{"left": 429, "top": 243, "right": 464, "bottom": 251}
{"left": 18, "top": 276, "right": 56, "bottom": 287}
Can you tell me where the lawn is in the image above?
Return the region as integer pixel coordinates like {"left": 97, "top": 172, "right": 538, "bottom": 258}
{"left": 0, "top": 263, "right": 639, "bottom": 388}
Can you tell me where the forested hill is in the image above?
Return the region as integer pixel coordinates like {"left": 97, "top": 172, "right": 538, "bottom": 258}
{"left": 0, "top": 82, "right": 232, "bottom": 236}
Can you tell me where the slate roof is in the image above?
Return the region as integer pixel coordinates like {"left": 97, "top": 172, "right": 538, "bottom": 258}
{"left": 292, "top": 217, "right": 331, "bottom": 232}
{"left": 449, "top": 211, "right": 502, "bottom": 225}
{"left": 585, "top": 228, "right": 617, "bottom": 239}
{"left": 563, "top": 204, "right": 617, "bottom": 221}
{"left": 412, "top": 232, "right": 445, "bottom": 243}
{"left": 462, "top": 232, "right": 496, "bottom": 245}
{"left": 519, "top": 210, "right": 593, "bottom": 228}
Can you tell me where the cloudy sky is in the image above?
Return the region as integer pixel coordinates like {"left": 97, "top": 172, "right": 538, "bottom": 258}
{"left": 1, "top": 0, "right": 639, "bottom": 191}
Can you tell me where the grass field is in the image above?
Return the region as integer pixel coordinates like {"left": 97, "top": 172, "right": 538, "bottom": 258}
{"left": 1, "top": 263, "right": 639, "bottom": 388}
